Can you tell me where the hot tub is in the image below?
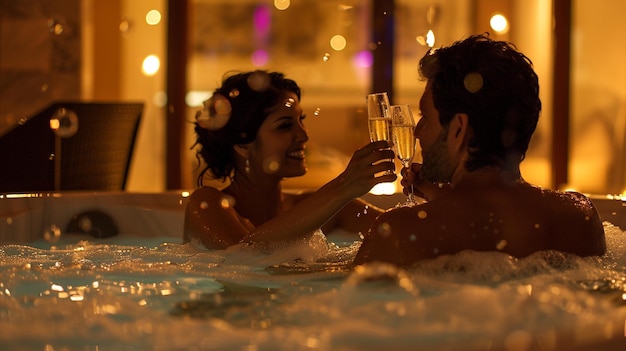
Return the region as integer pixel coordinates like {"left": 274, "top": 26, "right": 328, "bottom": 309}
{"left": 0, "top": 191, "right": 625, "bottom": 350}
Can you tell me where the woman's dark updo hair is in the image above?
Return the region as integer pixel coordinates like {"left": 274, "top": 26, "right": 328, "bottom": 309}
{"left": 192, "top": 70, "right": 301, "bottom": 185}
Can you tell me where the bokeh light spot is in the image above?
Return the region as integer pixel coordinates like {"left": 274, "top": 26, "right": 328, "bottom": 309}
{"left": 263, "top": 157, "right": 281, "bottom": 174}
{"left": 142, "top": 55, "right": 160, "bottom": 76}
{"left": 247, "top": 71, "right": 271, "bottom": 92}
{"left": 352, "top": 51, "right": 373, "bottom": 68}
{"left": 274, "top": 0, "right": 290, "bottom": 11}
{"left": 330, "top": 35, "right": 347, "bottom": 51}
{"left": 490, "top": 14, "right": 509, "bottom": 33}
{"left": 496, "top": 240, "right": 508, "bottom": 250}
{"left": 376, "top": 222, "right": 392, "bottom": 237}
{"left": 251, "top": 50, "right": 269, "bottom": 67}
{"left": 145, "top": 10, "right": 162, "bottom": 25}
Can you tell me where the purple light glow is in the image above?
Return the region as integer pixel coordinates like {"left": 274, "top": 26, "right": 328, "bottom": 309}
{"left": 352, "top": 50, "right": 373, "bottom": 68}
{"left": 253, "top": 5, "right": 271, "bottom": 42}
{"left": 251, "top": 50, "right": 269, "bottom": 67}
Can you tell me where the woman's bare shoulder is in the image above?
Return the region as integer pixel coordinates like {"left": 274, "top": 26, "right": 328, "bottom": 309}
{"left": 190, "top": 185, "right": 222, "bottom": 196}
{"left": 187, "top": 186, "right": 228, "bottom": 205}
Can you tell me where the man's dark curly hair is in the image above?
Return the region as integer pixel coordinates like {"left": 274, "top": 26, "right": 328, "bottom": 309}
{"left": 419, "top": 33, "right": 541, "bottom": 171}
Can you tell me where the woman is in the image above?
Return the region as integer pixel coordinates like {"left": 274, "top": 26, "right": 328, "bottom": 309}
{"left": 183, "top": 70, "right": 396, "bottom": 250}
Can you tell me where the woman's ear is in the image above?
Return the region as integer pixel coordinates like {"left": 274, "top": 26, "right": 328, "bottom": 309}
{"left": 233, "top": 144, "right": 250, "bottom": 158}
{"left": 447, "top": 113, "right": 470, "bottom": 152}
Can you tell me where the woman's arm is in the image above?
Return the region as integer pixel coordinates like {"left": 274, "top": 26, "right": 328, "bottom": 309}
{"left": 246, "top": 141, "right": 396, "bottom": 243}
{"left": 321, "top": 197, "right": 385, "bottom": 235}
{"left": 184, "top": 141, "right": 395, "bottom": 248}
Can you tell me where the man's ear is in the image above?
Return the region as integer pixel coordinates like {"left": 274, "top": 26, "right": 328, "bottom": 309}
{"left": 233, "top": 144, "right": 250, "bottom": 158}
{"left": 447, "top": 113, "right": 470, "bottom": 152}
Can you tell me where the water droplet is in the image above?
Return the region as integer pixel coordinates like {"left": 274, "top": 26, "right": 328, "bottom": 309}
{"left": 119, "top": 18, "right": 131, "bottom": 33}
{"left": 220, "top": 195, "right": 236, "bottom": 208}
{"left": 534, "top": 223, "right": 541, "bottom": 229}
{"left": 409, "top": 234, "right": 416, "bottom": 241}
{"left": 463, "top": 72, "right": 484, "bottom": 93}
{"left": 314, "top": 108, "right": 321, "bottom": 116}
{"left": 322, "top": 53, "right": 330, "bottom": 62}
{"left": 200, "top": 201, "right": 209, "bottom": 210}
{"left": 50, "top": 108, "right": 78, "bottom": 138}
{"left": 247, "top": 71, "right": 271, "bottom": 92}
{"left": 229, "top": 89, "right": 240, "bottom": 98}
{"left": 496, "top": 240, "right": 508, "bottom": 250}
{"left": 78, "top": 216, "right": 93, "bottom": 232}
{"left": 47, "top": 17, "right": 65, "bottom": 35}
{"left": 263, "top": 157, "right": 280, "bottom": 174}
{"left": 44, "top": 225, "right": 62, "bottom": 243}
{"left": 196, "top": 95, "right": 231, "bottom": 130}
{"left": 417, "top": 210, "right": 427, "bottom": 219}
{"left": 376, "top": 222, "right": 392, "bottom": 237}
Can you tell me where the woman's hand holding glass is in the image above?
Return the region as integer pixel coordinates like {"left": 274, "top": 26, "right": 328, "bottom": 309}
{"left": 337, "top": 141, "right": 396, "bottom": 199}
{"left": 367, "top": 92, "right": 395, "bottom": 180}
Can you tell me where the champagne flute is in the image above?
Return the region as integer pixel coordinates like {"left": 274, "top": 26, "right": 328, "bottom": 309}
{"left": 366, "top": 92, "right": 392, "bottom": 143}
{"left": 391, "top": 104, "right": 418, "bottom": 206}
{"left": 366, "top": 93, "right": 393, "bottom": 179}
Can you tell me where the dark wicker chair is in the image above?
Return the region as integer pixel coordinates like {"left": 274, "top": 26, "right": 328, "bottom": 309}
{"left": 0, "top": 102, "right": 143, "bottom": 192}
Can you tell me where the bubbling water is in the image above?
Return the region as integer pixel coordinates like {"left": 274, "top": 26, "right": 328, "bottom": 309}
{"left": 0, "top": 224, "right": 625, "bottom": 350}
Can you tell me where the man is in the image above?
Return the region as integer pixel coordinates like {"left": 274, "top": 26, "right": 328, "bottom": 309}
{"left": 354, "top": 34, "right": 606, "bottom": 266}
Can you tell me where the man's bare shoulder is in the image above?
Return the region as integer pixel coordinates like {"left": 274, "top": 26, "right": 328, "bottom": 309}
{"left": 518, "top": 186, "right": 599, "bottom": 219}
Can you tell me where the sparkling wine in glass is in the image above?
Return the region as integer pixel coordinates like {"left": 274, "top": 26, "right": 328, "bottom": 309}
{"left": 391, "top": 104, "right": 418, "bottom": 206}
{"left": 366, "top": 92, "right": 394, "bottom": 180}
{"left": 366, "top": 92, "right": 392, "bottom": 143}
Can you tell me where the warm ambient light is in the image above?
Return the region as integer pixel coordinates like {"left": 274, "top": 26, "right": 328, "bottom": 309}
{"left": 274, "top": 0, "right": 290, "bottom": 10}
{"left": 145, "top": 10, "right": 161, "bottom": 25}
{"left": 185, "top": 91, "right": 211, "bottom": 107}
{"left": 490, "top": 14, "right": 509, "bottom": 33}
{"left": 416, "top": 30, "right": 436, "bottom": 48}
{"left": 142, "top": 55, "right": 160, "bottom": 76}
{"left": 330, "top": 35, "right": 347, "bottom": 51}
{"left": 369, "top": 182, "right": 396, "bottom": 195}
{"left": 426, "top": 30, "right": 435, "bottom": 47}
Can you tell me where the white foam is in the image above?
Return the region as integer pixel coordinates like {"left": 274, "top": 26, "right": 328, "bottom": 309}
{"left": 0, "top": 224, "right": 625, "bottom": 350}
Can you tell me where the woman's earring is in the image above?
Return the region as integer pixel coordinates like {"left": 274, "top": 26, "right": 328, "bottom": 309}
{"left": 245, "top": 159, "right": 250, "bottom": 174}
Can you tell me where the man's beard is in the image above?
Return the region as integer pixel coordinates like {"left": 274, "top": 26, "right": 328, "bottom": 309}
{"left": 420, "top": 130, "right": 455, "bottom": 183}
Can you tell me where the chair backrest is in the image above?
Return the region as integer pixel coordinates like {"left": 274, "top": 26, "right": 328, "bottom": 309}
{"left": 0, "top": 102, "right": 143, "bottom": 192}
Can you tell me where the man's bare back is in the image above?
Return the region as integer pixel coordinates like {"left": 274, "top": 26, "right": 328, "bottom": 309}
{"left": 354, "top": 171, "right": 606, "bottom": 266}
